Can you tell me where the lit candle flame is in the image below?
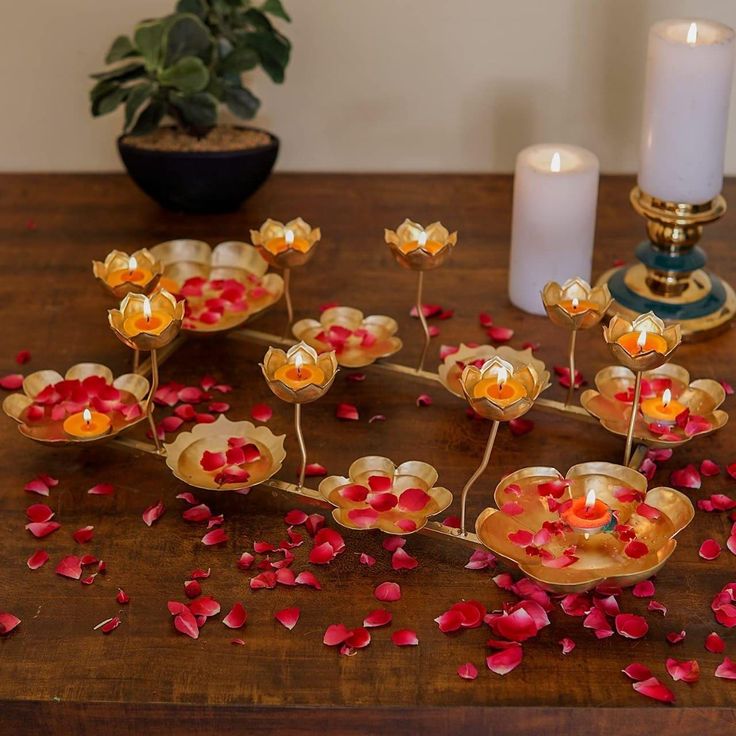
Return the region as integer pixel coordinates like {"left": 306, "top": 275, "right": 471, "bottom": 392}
{"left": 417, "top": 231, "right": 428, "bottom": 246}
{"left": 662, "top": 388, "right": 672, "bottom": 408}
{"left": 687, "top": 21, "right": 698, "bottom": 45}
{"left": 571, "top": 296, "right": 579, "bottom": 310}
{"left": 584, "top": 488, "right": 596, "bottom": 510}
{"left": 294, "top": 351, "right": 303, "bottom": 378}
{"left": 143, "top": 296, "right": 152, "bottom": 322}
{"left": 128, "top": 255, "right": 137, "bottom": 273}
{"left": 493, "top": 365, "right": 508, "bottom": 390}
{"left": 636, "top": 330, "right": 647, "bottom": 351}
{"left": 83, "top": 408, "right": 92, "bottom": 425}
{"left": 550, "top": 152, "right": 561, "bottom": 173}
{"left": 284, "top": 229, "right": 295, "bottom": 245}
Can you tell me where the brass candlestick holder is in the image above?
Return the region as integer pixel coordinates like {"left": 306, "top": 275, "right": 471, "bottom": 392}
{"left": 260, "top": 341, "right": 338, "bottom": 488}
{"left": 384, "top": 220, "right": 457, "bottom": 373}
{"left": 108, "top": 290, "right": 184, "bottom": 454}
{"left": 541, "top": 277, "right": 611, "bottom": 408}
{"left": 598, "top": 186, "right": 736, "bottom": 341}
{"left": 92, "top": 249, "right": 163, "bottom": 299}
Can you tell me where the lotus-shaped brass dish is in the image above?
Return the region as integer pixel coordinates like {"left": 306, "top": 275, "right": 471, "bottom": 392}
{"left": 438, "top": 344, "right": 498, "bottom": 398}
{"left": 250, "top": 218, "right": 321, "bottom": 270}
{"left": 460, "top": 347, "right": 551, "bottom": 421}
{"left": 604, "top": 312, "right": 681, "bottom": 372}
{"left": 580, "top": 363, "right": 727, "bottom": 448}
{"left": 92, "top": 248, "right": 162, "bottom": 299}
{"left": 541, "top": 277, "right": 611, "bottom": 331}
{"left": 2, "top": 363, "right": 149, "bottom": 446}
{"left": 319, "top": 456, "right": 453, "bottom": 534}
{"left": 476, "top": 462, "right": 694, "bottom": 592}
{"left": 108, "top": 290, "right": 185, "bottom": 351}
{"left": 149, "top": 239, "right": 284, "bottom": 334}
{"left": 261, "top": 342, "right": 338, "bottom": 404}
{"left": 384, "top": 219, "right": 457, "bottom": 271}
{"left": 292, "top": 306, "right": 402, "bottom": 368}
{"left": 164, "top": 415, "right": 286, "bottom": 491}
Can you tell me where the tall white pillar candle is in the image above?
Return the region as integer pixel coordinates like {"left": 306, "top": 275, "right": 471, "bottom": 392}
{"left": 638, "top": 19, "right": 735, "bottom": 204}
{"left": 508, "top": 144, "right": 599, "bottom": 315}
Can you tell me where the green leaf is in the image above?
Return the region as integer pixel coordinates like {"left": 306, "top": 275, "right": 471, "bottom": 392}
{"left": 164, "top": 13, "right": 213, "bottom": 66}
{"left": 170, "top": 91, "right": 218, "bottom": 128}
{"left": 243, "top": 8, "right": 274, "bottom": 32}
{"left": 176, "top": 0, "right": 207, "bottom": 18}
{"left": 92, "top": 86, "right": 129, "bottom": 116}
{"left": 261, "top": 0, "right": 290, "bottom": 22}
{"left": 124, "top": 83, "right": 154, "bottom": 131}
{"left": 129, "top": 99, "right": 167, "bottom": 135}
{"left": 224, "top": 85, "right": 260, "bottom": 119}
{"left": 90, "top": 61, "right": 146, "bottom": 83}
{"left": 134, "top": 19, "right": 166, "bottom": 70}
{"left": 219, "top": 44, "right": 259, "bottom": 74}
{"left": 245, "top": 31, "right": 290, "bottom": 83}
{"left": 159, "top": 56, "right": 210, "bottom": 93}
{"left": 105, "top": 35, "right": 138, "bottom": 64}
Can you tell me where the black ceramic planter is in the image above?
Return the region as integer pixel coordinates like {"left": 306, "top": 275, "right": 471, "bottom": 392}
{"left": 117, "top": 126, "right": 279, "bottom": 214}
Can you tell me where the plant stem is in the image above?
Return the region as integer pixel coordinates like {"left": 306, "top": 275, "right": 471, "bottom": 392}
{"left": 416, "top": 270, "right": 430, "bottom": 373}
{"left": 460, "top": 420, "right": 500, "bottom": 536}
{"left": 623, "top": 370, "right": 643, "bottom": 467}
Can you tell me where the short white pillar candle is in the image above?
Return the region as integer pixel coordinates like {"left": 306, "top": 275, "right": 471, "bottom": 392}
{"left": 508, "top": 144, "right": 600, "bottom": 316}
{"left": 638, "top": 19, "right": 735, "bottom": 204}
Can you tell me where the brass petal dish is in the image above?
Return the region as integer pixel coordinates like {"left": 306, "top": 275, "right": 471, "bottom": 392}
{"left": 164, "top": 415, "right": 286, "bottom": 491}
{"left": 292, "top": 306, "right": 402, "bottom": 368}
{"left": 2, "top": 362, "right": 149, "bottom": 446}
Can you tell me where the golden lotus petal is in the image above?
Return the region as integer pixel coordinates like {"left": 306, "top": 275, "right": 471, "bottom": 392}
{"left": 92, "top": 248, "right": 162, "bottom": 298}
{"left": 438, "top": 344, "right": 500, "bottom": 398}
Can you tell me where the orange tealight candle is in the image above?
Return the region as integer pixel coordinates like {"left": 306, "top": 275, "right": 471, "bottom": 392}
{"left": 62, "top": 407, "right": 112, "bottom": 438}
{"left": 273, "top": 353, "right": 325, "bottom": 390}
{"left": 265, "top": 229, "right": 311, "bottom": 255}
{"left": 562, "top": 489, "right": 612, "bottom": 535}
{"left": 558, "top": 296, "right": 599, "bottom": 315}
{"left": 107, "top": 256, "right": 153, "bottom": 287}
{"left": 472, "top": 365, "right": 527, "bottom": 406}
{"left": 157, "top": 276, "right": 180, "bottom": 294}
{"left": 640, "top": 388, "right": 686, "bottom": 426}
{"left": 400, "top": 230, "right": 444, "bottom": 255}
{"left": 616, "top": 329, "right": 668, "bottom": 356}
{"left": 122, "top": 296, "right": 172, "bottom": 337}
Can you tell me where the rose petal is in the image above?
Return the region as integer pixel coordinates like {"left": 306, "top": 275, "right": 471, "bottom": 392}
{"left": 700, "top": 539, "right": 722, "bottom": 561}
{"left": 435, "top": 609, "right": 464, "bottom": 633}
{"left": 304, "top": 463, "right": 327, "bottom": 477}
{"left": 632, "top": 580, "right": 655, "bottom": 598}
{"left": 363, "top": 609, "right": 392, "bottom": 628}
{"left": 142, "top": 500, "right": 165, "bottom": 527}
{"left": 174, "top": 610, "right": 199, "bottom": 639}
{"left": 25, "top": 521, "right": 60, "bottom": 538}
{"left": 457, "top": 662, "right": 478, "bottom": 680}
{"left": 336, "top": 403, "right": 359, "bottom": 421}
{"left": 583, "top": 608, "right": 613, "bottom": 639}
{"left": 670, "top": 464, "right": 701, "bottom": 490}
{"left": 632, "top": 677, "right": 675, "bottom": 703}
{"left": 87, "top": 483, "right": 114, "bottom": 496}
{"left": 55, "top": 555, "right": 82, "bottom": 580}
{"left": 359, "top": 553, "right": 376, "bottom": 566}
{"left": 624, "top": 540, "right": 649, "bottom": 559}
{"left": 397, "top": 487, "right": 430, "bottom": 512}
{"left": 374, "top": 581, "right": 401, "bottom": 602}
{"left": 465, "top": 549, "right": 496, "bottom": 570}
{"left": 622, "top": 663, "right": 652, "bottom": 681}
{"left": 26, "top": 503, "right": 54, "bottom": 523}
{"left": 706, "top": 632, "right": 725, "bottom": 653}
{"left": 615, "top": 613, "right": 648, "bottom": 639}
{"left": 486, "top": 643, "right": 522, "bottom": 675}
{"left": 391, "top": 547, "right": 418, "bottom": 570}
{"left": 15, "top": 350, "right": 31, "bottom": 365}
{"left": 509, "top": 417, "right": 534, "bottom": 436}
{"left": 391, "top": 629, "right": 418, "bottom": 646}
{"left": 715, "top": 656, "right": 736, "bottom": 679}
{"left": 700, "top": 459, "right": 721, "bottom": 477}
{"left": 666, "top": 630, "right": 686, "bottom": 644}
{"left": 183, "top": 504, "right": 212, "bottom": 523}
{"left": 116, "top": 588, "right": 130, "bottom": 604}
{"left": 487, "top": 326, "right": 514, "bottom": 343}
{"left": 223, "top": 602, "right": 247, "bottom": 629}
{"left": 559, "top": 637, "right": 576, "bottom": 655}
{"left": 305, "top": 514, "right": 325, "bottom": 536}
{"left": 323, "top": 623, "right": 352, "bottom": 646}
{"left": 27, "top": 549, "right": 49, "bottom": 570}
{"left": 294, "top": 571, "right": 321, "bottom": 589}
{"left": 73, "top": 526, "right": 94, "bottom": 544}
{"left": 275, "top": 607, "right": 300, "bottom": 630}
{"left": 201, "top": 528, "right": 228, "bottom": 546}
{"left": 200, "top": 450, "right": 226, "bottom": 472}
{"left": 0, "top": 373, "right": 23, "bottom": 390}
{"left": 666, "top": 657, "right": 700, "bottom": 683}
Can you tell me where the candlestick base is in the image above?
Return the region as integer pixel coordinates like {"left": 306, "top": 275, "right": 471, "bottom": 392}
{"left": 598, "top": 187, "right": 736, "bottom": 341}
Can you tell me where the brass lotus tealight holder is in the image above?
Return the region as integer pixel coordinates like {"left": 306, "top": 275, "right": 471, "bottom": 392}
{"left": 292, "top": 306, "right": 402, "bottom": 368}
{"left": 108, "top": 290, "right": 185, "bottom": 453}
{"left": 149, "top": 239, "right": 284, "bottom": 334}
{"left": 319, "top": 456, "right": 452, "bottom": 534}
{"left": 250, "top": 219, "right": 321, "bottom": 331}
{"left": 2, "top": 362, "right": 149, "bottom": 446}
{"left": 475, "top": 462, "right": 694, "bottom": 593}
{"left": 602, "top": 312, "right": 681, "bottom": 465}
{"left": 384, "top": 219, "right": 457, "bottom": 372}
{"left": 581, "top": 363, "right": 727, "bottom": 449}
{"left": 458, "top": 347, "right": 550, "bottom": 535}
{"left": 92, "top": 249, "right": 163, "bottom": 299}
{"left": 541, "top": 277, "right": 612, "bottom": 408}
{"left": 261, "top": 341, "right": 338, "bottom": 488}
{"left": 164, "top": 415, "right": 286, "bottom": 491}
{"left": 437, "top": 344, "right": 498, "bottom": 398}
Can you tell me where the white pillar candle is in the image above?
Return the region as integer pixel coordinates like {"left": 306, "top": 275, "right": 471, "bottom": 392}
{"left": 638, "top": 19, "right": 735, "bottom": 204}
{"left": 508, "top": 144, "right": 599, "bottom": 315}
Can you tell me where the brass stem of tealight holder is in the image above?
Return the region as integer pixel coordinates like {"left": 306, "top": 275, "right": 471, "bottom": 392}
{"left": 282, "top": 267, "right": 293, "bottom": 337}
{"left": 459, "top": 419, "right": 500, "bottom": 536}
{"left": 623, "top": 370, "right": 643, "bottom": 467}
{"left": 145, "top": 349, "right": 164, "bottom": 455}
{"left": 133, "top": 349, "right": 140, "bottom": 375}
{"left": 415, "top": 271, "right": 430, "bottom": 373}
{"left": 565, "top": 330, "right": 577, "bottom": 409}
{"left": 294, "top": 403, "right": 307, "bottom": 489}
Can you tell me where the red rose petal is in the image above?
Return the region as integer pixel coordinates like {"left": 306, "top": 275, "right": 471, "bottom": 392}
{"left": 73, "top": 526, "right": 94, "bottom": 544}
{"left": 200, "top": 450, "right": 226, "bottom": 472}
{"left": 24, "top": 477, "right": 50, "bottom": 496}
{"left": 486, "top": 643, "right": 522, "bottom": 675}
{"left": 142, "top": 500, "right": 165, "bottom": 527}
{"left": 0, "top": 373, "right": 23, "bottom": 390}
{"left": 87, "top": 483, "right": 114, "bottom": 496}
{"left": 700, "top": 538, "right": 722, "bottom": 560}
{"left": 116, "top": 588, "right": 130, "bottom": 604}
{"left": 250, "top": 403, "right": 273, "bottom": 422}
{"left": 294, "top": 571, "right": 321, "bottom": 589}
{"left": 622, "top": 663, "right": 652, "bottom": 681}
{"left": 184, "top": 580, "right": 201, "bottom": 599}
{"left": 720, "top": 380, "right": 734, "bottom": 395}
{"left": 305, "top": 514, "right": 325, "bottom": 536}
{"left": 55, "top": 555, "right": 82, "bottom": 580}
{"left": 345, "top": 627, "right": 372, "bottom": 649}
{"left": 368, "top": 475, "right": 392, "bottom": 493}
{"left": 275, "top": 607, "right": 300, "bottom": 630}
{"left": 648, "top": 600, "right": 667, "bottom": 615}
{"left": 336, "top": 403, "right": 359, "bottom": 421}
{"left": 375, "top": 581, "right": 401, "bottom": 602}
{"left": 391, "top": 629, "right": 418, "bottom": 647}
{"left": 508, "top": 529, "right": 534, "bottom": 547}
{"left": 174, "top": 609, "right": 199, "bottom": 639}
{"left": 700, "top": 459, "right": 721, "bottom": 477}
{"left": 509, "top": 417, "right": 534, "bottom": 436}
{"left": 158, "top": 415, "right": 184, "bottom": 434}
{"left": 174, "top": 403, "right": 196, "bottom": 421}
{"left": 309, "top": 542, "right": 336, "bottom": 565}
{"left": 416, "top": 393, "right": 432, "bottom": 407}
{"left": 26, "top": 503, "right": 54, "bottom": 523}
{"left": 666, "top": 630, "right": 686, "bottom": 644}
{"left": 560, "top": 593, "right": 592, "bottom": 617}
{"left": 670, "top": 464, "right": 701, "bottom": 490}
{"left": 706, "top": 632, "right": 725, "bottom": 653}
{"left": 632, "top": 580, "right": 655, "bottom": 598}
{"left": 465, "top": 549, "right": 496, "bottom": 570}
{"left": 391, "top": 546, "right": 418, "bottom": 571}
{"left": 583, "top": 608, "right": 613, "bottom": 639}
{"left": 363, "top": 609, "right": 392, "bottom": 628}
{"left": 183, "top": 504, "right": 212, "bottom": 523}
{"left": 632, "top": 677, "right": 675, "bottom": 704}
{"left": 208, "top": 402, "right": 229, "bottom": 414}
{"left": 560, "top": 637, "right": 576, "bottom": 655}
{"left": 457, "top": 662, "right": 478, "bottom": 680}
{"left": 397, "top": 487, "right": 430, "bottom": 512}
{"left": 201, "top": 528, "right": 228, "bottom": 546}
{"left": 624, "top": 540, "right": 649, "bottom": 559}
{"left": 223, "top": 602, "right": 247, "bottom": 629}
{"left": 487, "top": 326, "right": 514, "bottom": 343}
{"left": 715, "top": 656, "right": 736, "bottom": 679}
{"left": 615, "top": 613, "right": 649, "bottom": 639}
{"left": 25, "top": 521, "right": 60, "bottom": 538}
{"left": 26, "top": 549, "right": 49, "bottom": 570}
{"left": 189, "top": 596, "right": 220, "bottom": 617}
{"left": 15, "top": 350, "right": 31, "bottom": 365}
{"left": 395, "top": 518, "right": 417, "bottom": 533}
{"left": 304, "top": 463, "right": 327, "bottom": 477}
{"left": 666, "top": 657, "right": 699, "bottom": 683}
{"left": 435, "top": 609, "right": 464, "bottom": 633}
{"left": 323, "top": 623, "right": 352, "bottom": 646}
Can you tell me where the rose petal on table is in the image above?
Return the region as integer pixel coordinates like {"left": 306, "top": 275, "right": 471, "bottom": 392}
{"left": 201, "top": 528, "right": 228, "bottom": 546}
{"left": 0, "top": 374, "right": 23, "bottom": 390}
{"left": 116, "top": 588, "right": 130, "bottom": 604}
{"left": 632, "top": 579, "right": 655, "bottom": 598}
{"left": 638, "top": 457, "right": 657, "bottom": 481}
{"left": 457, "top": 662, "right": 479, "bottom": 680}
{"left": 648, "top": 600, "right": 667, "bottom": 615}
{"left": 391, "top": 629, "right": 418, "bottom": 647}
{"left": 666, "top": 657, "right": 700, "bottom": 683}
{"left": 336, "top": 403, "right": 359, "bottom": 421}
{"left": 178, "top": 386, "right": 205, "bottom": 403}
{"left": 595, "top": 595, "right": 620, "bottom": 617}
{"left": 416, "top": 393, "right": 432, "bottom": 407}
{"left": 294, "top": 571, "right": 321, "bottom": 589}
{"left": 158, "top": 416, "right": 184, "bottom": 434}
{"left": 362, "top": 608, "right": 392, "bottom": 628}
{"left": 25, "top": 521, "right": 60, "bottom": 538}
{"left": 208, "top": 402, "right": 230, "bottom": 414}
{"left": 87, "top": 483, "right": 114, "bottom": 496}
{"left": 359, "top": 553, "right": 376, "bottom": 567}
{"left": 24, "top": 476, "right": 55, "bottom": 496}
{"left": 142, "top": 500, "right": 165, "bottom": 527}
{"left": 632, "top": 676, "right": 675, "bottom": 704}
{"left": 435, "top": 609, "right": 464, "bottom": 633}
{"left": 616, "top": 613, "right": 648, "bottom": 639}
{"left": 182, "top": 504, "right": 211, "bottom": 524}
{"left": 314, "top": 528, "right": 345, "bottom": 554}
{"left": 700, "top": 459, "right": 721, "bottom": 477}
{"left": 250, "top": 403, "right": 273, "bottom": 423}
{"left": 666, "top": 630, "right": 686, "bottom": 644}
{"left": 560, "top": 593, "right": 592, "bottom": 617}
{"left": 26, "top": 549, "right": 49, "bottom": 570}
{"left": 184, "top": 580, "right": 201, "bottom": 599}
{"left": 391, "top": 547, "right": 418, "bottom": 571}
{"left": 700, "top": 539, "right": 722, "bottom": 561}
{"left": 309, "top": 542, "right": 336, "bottom": 565}
{"left": 479, "top": 312, "right": 493, "bottom": 328}
{"left": 323, "top": 623, "right": 352, "bottom": 646}
{"left": 55, "top": 555, "right": 82, "bottom": 580}
{"left": 715, "top": 656, "right": 736, "bottom": 679}
{"left": 174, "top": 403, "right": 196, "bottom": 421}
{"left": 189, "top": 596, "right": 220, "bottom": 617}
{"left": 670, "top": 464, "right": 701, "bottom": 490}
{"left": 509, "top": 417, "right": 534, "bottom": 436}
{"left": 274, "top": 607, "right": 300, "bottom": 630}
{"left": 345, "top": 627, "right": 371, "bottom": 650}
{"left": 719, "top": 379, "right": 734, "bottom": 395}
{"left": 305, "top": 514, "right": 325, "bottom": 537}
{"left": 284, "top": 509, "right": 307, "bottom": 526}
{"left": 26, "top": 503, "right": 54, "bottom": 523}
{"left": 466, "top": 550, "right": 496, "bottom": 570}
{"left": 374, "top": 581, "right": 401, "bottom": 602}
{"left": 15, "top": 350, "right": 31, "bottom": 365}
{"left": 223, "top": 602, "right": 247, "bottom": 629}
{"left": 72, "top": 526, "right": 94, "bottom": 544}
{"left": 622, "top": 663, "right": 652, "bottom": 681}
{"left": 174, "top": 610, "right": 199, "bottom": 639}
{"left": 705, "top": 632, "right": 725, "bottom": 653}
{"left": 583, "top": 608, "right": 613, "bottom": 639}
{"left": 486, "top": 643, "right": 522, "bottom": 675}
{"left": 487, "top": 326, "right": 514, "bottom": 343}
{"left": 304, "top": 463, "right": 327, "bottom": 478}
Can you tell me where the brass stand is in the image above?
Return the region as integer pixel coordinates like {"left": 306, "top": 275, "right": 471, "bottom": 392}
{"left": 282, "top": 267, "right": 293, "bottom": 337}
{"left": 459, "top": 420, "right": 500, "bottom": 536}
{"left": 565, "top": 330, "right": 577, "bottom": 409}
{"left": 623, "top": 370, "right": 643, "bottom": 467}
{"left": 145, "top": 349, "right": 164, "bottom": 455}
{"left": 415, "top": 271, "right": 430, "bottom": 373}
{"left": 294, "top": 403, "right": 307, "bottom": 489}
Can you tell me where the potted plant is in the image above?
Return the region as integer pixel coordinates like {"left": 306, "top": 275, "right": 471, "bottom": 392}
{"left": 90, "top": 0, "right": 291, "bottom": 213}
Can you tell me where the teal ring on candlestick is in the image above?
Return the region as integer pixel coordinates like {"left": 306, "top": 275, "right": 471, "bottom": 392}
{"left": 634, "top": 240, "right": 707, "bottom": 273}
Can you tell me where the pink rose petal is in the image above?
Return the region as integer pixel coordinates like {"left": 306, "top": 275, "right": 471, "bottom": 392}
{"left": 706, "top": 632, "right": 725, "bottom": 653}
{"left": 670, "top": 464, "right": 701, "bottom": 490}
{"left": 632, "top": 580, "right": 655, "bottom": 598}
{"left": 509, "top": 417, "right": 534, "bottom": 436}
{"left": 359, "top": 553, "right": 376, "bottom": 566}
{"left": 55, "top": 555, "right": 82, "bottom": 580}
{"left": 72, "top": 526, "right": 94, "bottom": 544}
{"left": 391, "top": 547, "right": 418, "bottom": 570}
{"left": 142, "top": 500, "right": 165, "bottom": 527}
{"left": 87, "top": 483, "right": 114, "bottom": 496}
{"left": 416, "top": 393, "right": 432, "bottom": 407}
{"left": 391, "top": 629, "right": 418, "bottom": 646}
{"left": 336, "top": 403, "right": 359, "bottom": 421}
{"left": 622, "top": 663, "right": 652, "bottom": 681}
{"left": 323, "top": 623, "right": 352, "bottom": 646}
{"left": 700, "top": 459, "right": 721, "bottom": 476}
{"left": 397, "top": 487, "right": 430, "bottom": 512}
{"left": 275, "top": 607, "right": 300, "bottom": 630}
{"left": 632, "top": 677, "right": 675, "bottom": 703}
{"left": 666, "top": 657, "right": 699, "bottom": 683}
{"left": 26, "top": 503, "right": 54, "bottom": 523}
{"left": 0, "top": 373, "right": 23, "bottom": 390}
{"left": 715, "top": 656, "right": 736, "bottom": 679}
{"left": 173, "top": 609, "right": 199, "bottom": 639}
{"left": 486, "top": 643, "right": 522, "bottom": 675}
{"left": 294, "top": 571, "right": 321, "bottom": 589}
{"left": 25, "top": 521, "right": 60, "bottom": 538}
{"left": 363, "top": 609, "right": 392, "bottom": 628}
{"left": 457, "top": 662, "right": 478, "bottom": 680}
{"left": 200, "top": 450, "right": 226, "bottom": 472}
{"left": 699, "top": 538, "right": 722, "bottom": 560}
{"left": 223, "top": 602, "right": 247, "bottom": 629}
{"left": 559, "top": 637, "right": 576, "bottom": 655}
{"left": 304, "top": 463, "right": 327, "bottom": 478}
{"left": 487, "top": 326, "right": 514, "bottom": 343}
{"left": 666, "top": 630, "right": 686, "bottom": 644}
{"left": 27, "top": 549, "right": 49, "bottom": 570}
{"left": 201, "top": 528, "right": 228, "bottom": 546}
{"left": 374, "top": 581, "right": 401, "bottom": 602}
{"left": 615, "top": 613, "right": 648, "bottom": 639}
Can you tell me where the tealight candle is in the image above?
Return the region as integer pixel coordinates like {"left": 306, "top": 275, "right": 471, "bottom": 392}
{"left": 400, "top": 230, "right": 444, "bottom": 255}
{"left": 472, "top": 365, "right": 527, "bottom": 406}
{"left": 122, "top": 296, "right": 173, "bottom": 337}
{"left": 273, "top": 353, "right": 325, "bottom": 390}
{"left": 616, "top": 329, "right": 668, "bottom": 356}
{"left": 562, "top": 489, "right": 612, "bottom": 535}
{"left": 265, "top": 228, "right": 311, "bottom": 255}
{"left": 157, "top": 276, "right": 180, "bottom": 294}
{"left": 62, "top": 407, "right": 112, "bottom": 438}
{"left": 640, "top": 388, "right": 686, "bottom": 426}
{"left": 107, "top": 256, "right": 153, "bottom": 288}
{"left": 558, "top": 296, "right": 599, "bottom": 315}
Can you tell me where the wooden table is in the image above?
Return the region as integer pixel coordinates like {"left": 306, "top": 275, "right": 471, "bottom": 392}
{"left": 0, "top": 174, "right": 734, "bottom": 735}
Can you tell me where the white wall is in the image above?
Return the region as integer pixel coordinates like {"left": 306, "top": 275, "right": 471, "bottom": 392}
{"left": 3, "top": 0, "right": 736, "bottom": 172}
